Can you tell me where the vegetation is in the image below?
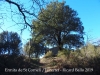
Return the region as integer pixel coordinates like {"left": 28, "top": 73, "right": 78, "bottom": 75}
{"left": 1, "top": 0, "right": 47, "bottom": 30}
{"left": 57, "top": 49, "right": 71, "bottom": 58}
{"left": 0, "top": 1, "right": 100, "bottom": 75}
{"left": 0, "top": 55, "right": 40, "bottom": 75}
{"left": 1, "top": 41, "right": 100, "bottom": 75}
{"left": 41, "top": 42, "right": 100, "bottom": 74}
{"left": 32, "top": 1, "right": 84, "bottom": 51}
{"left": 24, "top": 40, "right": 46, "bottom": 58}
{"left": 0, "top": 31, "right": 22, "bottom": 55}
{"left": 44, "top": 51, "right": 53, "bottom": 58}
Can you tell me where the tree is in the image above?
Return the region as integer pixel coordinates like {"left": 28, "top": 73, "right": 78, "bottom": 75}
{"left": 32, "top": 1, "right": 84, "bottom": 50}
{"left": 24, "top": 39, "right": 46, "bottom": 58}
{"left": 0, "top": 31, "right": 22, "bottom": 55}
{"left": 0, "top": 0, "right": 48, "bottom": 31}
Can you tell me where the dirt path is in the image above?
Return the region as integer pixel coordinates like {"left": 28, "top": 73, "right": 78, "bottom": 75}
{"left": 39, "top": 57, "right": 52, "bottom": 68}
{"left": 39, "top": 57, "right": 64, "bottom": 69}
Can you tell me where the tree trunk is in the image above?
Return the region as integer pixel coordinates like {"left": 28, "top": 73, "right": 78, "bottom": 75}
{"left": 57, "top": 32, "right": 62, "bottom": 51}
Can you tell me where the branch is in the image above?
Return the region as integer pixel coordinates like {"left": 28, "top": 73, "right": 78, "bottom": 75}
{"left": 5, "top": 0, "right": 32, "bottom": 29}
{"left": 5, "top": 0, "right": 47, "bottom": 32}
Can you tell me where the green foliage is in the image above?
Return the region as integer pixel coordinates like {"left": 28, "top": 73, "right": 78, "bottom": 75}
{"left": 50, "top": 59, "right": 57, "bottom": 66}
{"left": 0, "top": 55, "right": 40, "bottom": 75}
{"left": 0, "top": 31, "right": 22, "bottom": 55}
{"left": 44, "top": 51, "right": 53, "bottom": 58}
{"left": 57, "top": 49, "right": 70, "bottom": 57}
{"left": 31, "top": 58, "right": 40, "bottom": 63}
{"left": 24, "top": 40, "right": 46, "bottom": 58}
{"left": 80, "top": 43, "right": 100, "bottom": 58}
{"left": 32, "top": 1, "right": 84, "bottom": 50}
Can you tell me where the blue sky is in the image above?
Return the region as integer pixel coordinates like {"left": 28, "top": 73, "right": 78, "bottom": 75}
{"left": 65, "top": 0, "right": 100, "bottom": 42}
{"left": 0, "top": 0, "right": 100, "bottom": 45}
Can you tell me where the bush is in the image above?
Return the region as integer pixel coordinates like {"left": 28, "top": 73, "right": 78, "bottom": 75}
{"left": 44, "top": 51, "right": 53, "bottom": 58}
{"left": 57, "top": 50, "right": 70, "bottom": 58}
{"left": 31, "top": 58, "right": 40, "bottom": 64}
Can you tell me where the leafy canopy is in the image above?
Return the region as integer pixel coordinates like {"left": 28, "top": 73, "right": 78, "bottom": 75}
{"left": 32, "top": 1, "right": 84, "bottom": 50}
{"left": 0, "top": 31, "right": 22, "bottom": 55}
{"left": 24, "top": 39, "right": 46, "bottom": 58}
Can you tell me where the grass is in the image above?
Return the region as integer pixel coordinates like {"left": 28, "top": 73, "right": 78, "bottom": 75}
{"left": 44, "top": 51, "right": 53, "bottom": 58}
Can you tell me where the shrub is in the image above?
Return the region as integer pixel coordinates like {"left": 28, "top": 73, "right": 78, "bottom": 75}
{"left": 57, "top": 50, "right": 70, "bottom": 58}
{"left": 31, "top": 58, "right": 40, "bottom": 64}
{"left": 44, "top": 51, "right": 53, "bottom": 58}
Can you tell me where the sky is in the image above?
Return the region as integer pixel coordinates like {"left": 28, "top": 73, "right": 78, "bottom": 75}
{"left": 66, "top": 0, "right": 100, "bottom": 42}
{"left": 0, "top": 0, "right": 100, "bottom": 45}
